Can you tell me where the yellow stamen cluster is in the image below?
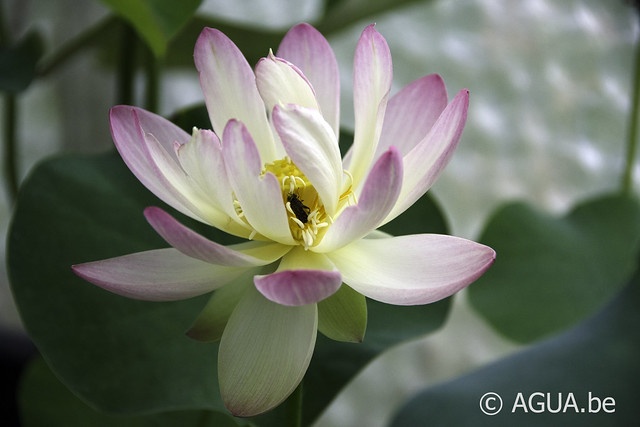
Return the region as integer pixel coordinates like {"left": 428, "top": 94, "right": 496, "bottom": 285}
{"left": 263, "top": 157, "right": 331, "bottom": 249}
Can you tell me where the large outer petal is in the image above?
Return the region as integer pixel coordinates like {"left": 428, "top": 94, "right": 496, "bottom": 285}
{"left": 383, "top": 89, "right": 470, "bottom": 225}
{"left": 144, "top": 206, "right": 291, "bottom": 266}
{"left": 254, "top": 247, "right": 341, "bottom": 306}
{"left": 194, "top": 27, "right": 278, "bottom": 162}
{"left": 272, "top": 104, "right": 343, "bottom": 215}
{"left": 345, "top": 24, "right": 393, "bottom": 190}
{"left": 277, "top": 23, "right": 340, "bottom": 137}
{"left": 72, "top": 248, "right": 244, "bottom": 302}
{"left": 375, "top": 74, "right": 448, "bottom": 159}
{"left": 315, "top": 147, "right": 403, "bottom": 253}
{"left": 222, "top": 120, "right": 295, "bottom": 245}
{"left": 328, "top": 234, "right": 495, "bottom": 305}
{"left": 219, "top": 285, "right": 317, "bottom": 417}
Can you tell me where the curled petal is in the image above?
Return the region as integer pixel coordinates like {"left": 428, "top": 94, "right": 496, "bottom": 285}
{"left": 315, "top": 147, "right": 403, "bottom": 253}
{"left": 144, "top": 206, "right": 291, "bottom": 266}
{"left": 273, "top": 104, "right": 343, "bottom": 215}
{"left": 346, "top": 24, "right": 393, "bottom": 189}
{"left": 254, "top": 247, "right": 341, "bottom": 306}
{"left": 72, "top": 248, "right": 244, "bottom": 302}
{"left": 255, "top": 52, "right": 319, "bottom": 114}
{"left": 328, "top": 234, "right": 496, "bottom": 305}
{"left": 277, "top": 23, "right": 340, "bottom": 137}
{"left": 219, "top": 285, "right": 317, "bottom": 416}
{"left": 222, "top": 120, "right": 295, "bottom": 245}
{"left": 384, "top": 89, "right": 469, "bottom": 224}
{"left": 194, "top": 27, "right": 278, "bottom": 161}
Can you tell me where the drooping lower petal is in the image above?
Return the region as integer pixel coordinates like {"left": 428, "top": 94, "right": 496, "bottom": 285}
{"left": 144, "top": 206, "right": 291, "bottom": 266}
{"left": 194, "top": 27, "right": 279, "bottom": 162}
{"left": 277, "top": 23, "right": 340, "bottom": 137}
{"left": 328, "top": 234, "right": 496, "bottom": 305}
{"left": 218, "top": 285, "right": 317, "bottom": 417}
{"left": 315, "top": 147, "right": 403, "bottom": 253}
{"left": 254, "top": 247, "right": 341, "bottom": 306}
{"left": 72, "top": 248, "right": 244, "bottom": 302}
{"left": 383, "top": 89, "right": 469, "bottom": 225}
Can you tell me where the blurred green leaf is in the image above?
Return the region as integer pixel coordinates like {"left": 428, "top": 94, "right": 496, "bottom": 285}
{"left": 468, "top": 194, "right": 640, "bottom": 343}
{"left": 101, "top": 0, "right": 203, "bottom": 58}
{"left": 19, "top": 356, "right": 244, "bottom": 427}
{"left": 317, "top": 0, "right": 429, "bottom": 33}
{"left": 0, "top": 31, "right": 44, "bottom": 93}
{"left": 9, "top": 148, "right": 451, "bottom": 423}
{"left": 391, "top": 265, "right": 640, "bottom": 426}
{"left": 8, "top": 152, "right": 229, "bottom": 414}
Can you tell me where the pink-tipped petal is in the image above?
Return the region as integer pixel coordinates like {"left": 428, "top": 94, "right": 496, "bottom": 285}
{"left": 254, "top": 247, "right": 341, "bottom": 306}
{"left": 328, "top": 234, "right": 496, "bottom": 305}
{"left": 144, "top": 207, "right": 290, "bottom": 266}
{"left": 277, "top": 23, "right": 340, "bottom": 137}
{"left": 273, "top": 104, "right": 343, "bottom": 215}
{"left": 316, "top": 147, "right": 403, "bottom": 253}
{"left": 194, "top": 27, "right": 278, "bottom": 162}
{"left": 219, "top": 285, "right": 317, "bottom": 416}
{"left": 72, "top": 248, "right": 244, "bottom": 302}
{"left": 110, "top": 106, "right": 201, "bottom": 221}
{"left": 384, "top": 89, "right": 470, "bottom": 224}
{"left": 346, "top": 24, "right": 393, "bottom": 189}
{"left": 376, "top": 74, "right": 448, "bottom": 158}
{"left": 255, "top": 53, "right": 319, "bottom": 114}
{"left": 222, "top": 120, "right": 295, "bottom": 245}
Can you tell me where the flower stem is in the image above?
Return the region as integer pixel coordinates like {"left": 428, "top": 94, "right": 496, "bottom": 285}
{"left": 144, "top": 44, "right": 160, "bottom": 113}
{"left": 117, "top": 23, "right": 137, "bottom": 106}
{"left": 287, "top": 381, "right": 304, "bottom": 427}
{"left": 621, "top": 20, "right": 640, "bottom": 195}
{"left": 2, "top": 94, "right": 18, "bottom": 204}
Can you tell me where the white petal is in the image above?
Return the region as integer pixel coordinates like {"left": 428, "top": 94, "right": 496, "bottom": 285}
{"left": 384, "top": 89, "right": 469, "bottom": 224}
{"left": 328, "top": 234, "right": 496, "bottom": 305}
{"left": 272, "top": 104, "right": 343, "bottom": 215}
{"left": 315, "top": 147, "right": 402, "bottom": 253}
{"left": 194, "top": 27, "right": 278, "bottom": 162}
{"left": 219, "top": 285, "right": 317, "bottom": 416}
{"left": 222, "top": 120, "right": 295, "bottom": 245}
{"left": 72, "top": 248, "right": 244, "bottom": 302}
{"left": 255, "top": 52, "right": 319, "bottom": 114}
{"left": 277, "top": 23, "right": 340, "bottom": 137}
{"left": 346, "top": 24, "right": 393, "bottom": 190}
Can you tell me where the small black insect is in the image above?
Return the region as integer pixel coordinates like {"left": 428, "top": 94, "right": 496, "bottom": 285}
{"left": 287, "top": 193, "right": 311, "bottom": 224}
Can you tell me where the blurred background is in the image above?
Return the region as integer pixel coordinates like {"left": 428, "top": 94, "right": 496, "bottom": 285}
{"left": 1, "top": 0, "right": 637, "bottom": 425}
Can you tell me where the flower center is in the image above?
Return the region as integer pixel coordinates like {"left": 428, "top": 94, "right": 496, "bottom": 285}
{"left": 262, "top": 157, "right": 331, "bottom": 250}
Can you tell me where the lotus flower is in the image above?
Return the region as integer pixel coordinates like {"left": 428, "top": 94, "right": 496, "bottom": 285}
{"left": 73, "top": 23, "right": 495, "bottom": 417}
